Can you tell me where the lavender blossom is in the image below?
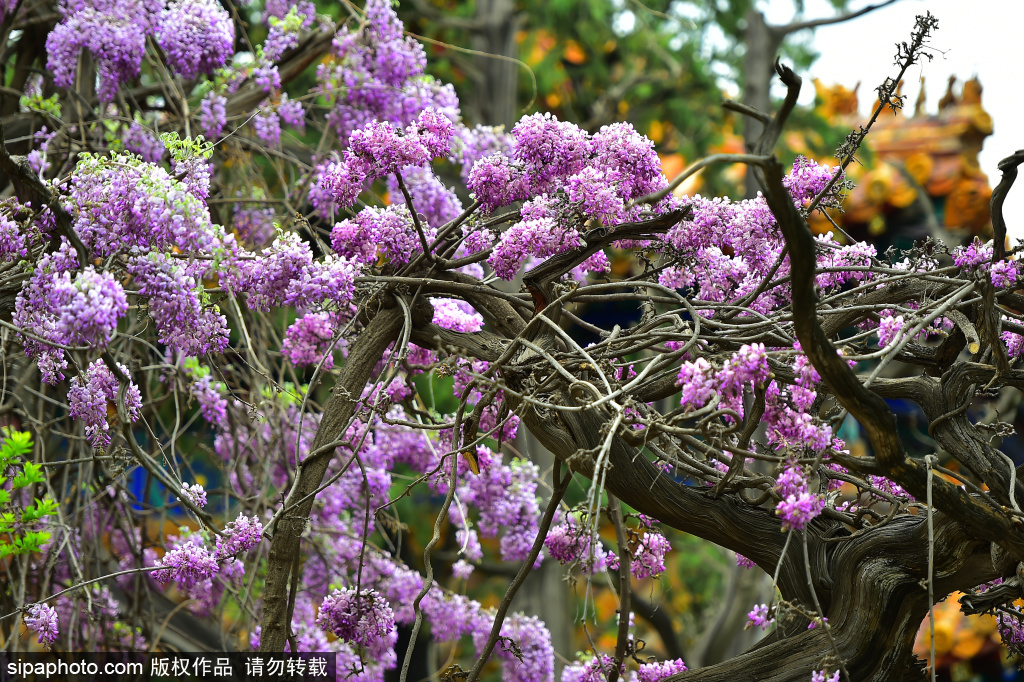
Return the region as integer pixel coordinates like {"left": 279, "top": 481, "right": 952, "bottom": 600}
{"left": 24, "top": 604, "right": 59, "bottom": 649}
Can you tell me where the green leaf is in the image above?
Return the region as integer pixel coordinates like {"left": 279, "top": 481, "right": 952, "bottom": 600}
{"left": 0, "top": 429, "right": 32, "bottom": 465}
{"left": 12, "top": 461, "right": 45, "bottom": 489}
{"left": 18, "top": 93, "right": 61, "bottom": 119}
{"left": 21, "top": 498, "right": 58, "bottom": 523}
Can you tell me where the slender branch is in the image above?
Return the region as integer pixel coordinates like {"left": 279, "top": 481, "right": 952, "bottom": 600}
{"left": 607, "top": 494, "right": 631, "bottom": 682}
{"left": 778, "top": 0, "right": 900, "bottom": 36}
{"left": 990, "top": 149, "right": 1024, "bottom": 262}
{"left": 465, "top": 461, "right": 572, "bottom": 682}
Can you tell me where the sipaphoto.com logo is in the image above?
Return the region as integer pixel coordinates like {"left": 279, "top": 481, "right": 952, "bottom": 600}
{"left": 0, "top": 652, "right": 147, "bottom": 682}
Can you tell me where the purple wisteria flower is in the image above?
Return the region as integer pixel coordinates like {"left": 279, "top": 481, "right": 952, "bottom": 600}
{"left": 173, "top": 155, "right": 213, "bottom": 202}
{"left": 430, "top": 298, "right": 483, "bottom": 333}
{"left": 263, "top": 9, "right": 303, "bottom": 61}
{"left": 636, "top": 658, "right": 688, "bottom": 682}
{"left": 417, "top": 591, "right": 482, "bottom": 643}
{"left": 67, "top": 151, "right": 227, "bottom": 257}
{"left": 46, "top": 0, "right": 154, "bottom": 102}
{"left": 511, "top": 112, "right": 590, "bottom": 193}
{"left": 316, "top": 159, "right": 366, "bottom": 210}
{"left": 122, "top": 122, "right": 164, "bottom": 163}
{"left": 458, "top": 124, "right": 513, "bottom": 183}
{"left": 815, "top": 239, "right": 877, "bottom": 290}
{"left": 67, "top": 359, "right": 142, "bottom": 449}
{"left": 591, "top": 121, "right": 666, "bottom": 200}
{"left": 277, "top": 94, "right": 305, "bottom": 131}
{"left": 265, "top": 0, "right": 314, "bottom": 22}
{"left": 451, "top": 559, "right": 474, "bottom": 580}
{"left": 24, "top": 604, "right": 59, "bottom": 649}
{"left": 466, "top": 152, "right": 528, "bottom": 213}
{"left": 180, "top": 482, "right": 208, "bottom": 508}
{"left": 154, "top": 534, "right": 218, "bottom": 592}
{"left": 316, "top": 588, "right": 397, "bottom": 658}
{"left": 562, "top": 654, "right": 621, "bottom": 682}
{"left": 736, "top": 553, "right": 757, "bottom": 569}
{"left": 488, "top": 612, "right": 554, "bottom": 682}
{"left": 991, "top": 259, "right": 1018, "bottom": 288}
{"left": 811, "top": 671, "right": 840, "bottom": 682}
{"left": 346, "top": 120, "right": 429, "bottom": 178}
{"left": 783, "top": 155, "right": 839, "bottom": 206}
{"left": 877, "top": 314, "right": 907, "bottom": 348}
{"left": 254, "top": 105, "right": 281, "bottom": 146}
{"left": 198, "top": 92, "right": 227, "bottom": 140}
{"left": 760, "top": 348, "right": 834, "bottom": 453}
{"left": 410, "top": 108, "right": 454, "bottom": 158}
{"left": 676, "top": 357, "right": 714, "bottom": 410}
{"left": 318, "top": 0, "right": 449, "bottom": 145}
{"left": 566, "top": 166, "right": 625, "bottom": 224}
{"left": 386, "top": 165, "right": 463, "bottom": 228}
{"left": 338, "top": 107, "right": 454, "bottom": 183}
{"left": 1003, "top": 330, "right": 1024, "bottom": 358}
{"left": 215, "top": 513, "right": 263, "bottom": 558}
{"left": 226, "top": 232, "right": 310, "bottom": 311}
{"left": 544, "top": 513, "right": 615, "bottom": 574}
{"left": 774, "top": 462, "right": 824, "bottom": 531}
{"left": 254, "top": 62, "right": 281, "bottom": 93}
{"left": 952, "top": 237, "right": 992, "bottom": 269}
{"left": 129, "top": 252, "right": 229, "bottom": 356}
{"left": 488, "top": 195, "right": 581, "bottom": 280}
{"left": 34, "top": 267, "right": 127, "bottom": 351}
{"left": 458, "top": 457, "right": 543, "bottom": 564}
{"left": 156, "top": 0, "right": 233, "bottom": 79}
{"left": 190, "top": 374, "right": 227, "bottom": 427}
{"left": 631, "top": 531, "right": 670, "bottom": 579}
{"left": 951, "top": 238, "right": 1020, "bottom": 287}
{"left": 330, "top": 204, "right": 424, "bottom": 266}
{"left": 746, "top": 603, "right": 774, "bottom": 630}
{"left": 281, "top": 312, "right": 340, "bottom": 368}
{"left": 0, "top": 213, "right": 26, "bottom": 262}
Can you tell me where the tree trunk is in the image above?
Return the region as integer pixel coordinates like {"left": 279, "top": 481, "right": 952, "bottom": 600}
{"left": 742, "top": 10, "right": 781, "bottom": 198}
{"left": 469, "top": 0, "right": 520, "bottom": 129}
{"left": 259, "top": 306, "right": 405, "bottom": 652}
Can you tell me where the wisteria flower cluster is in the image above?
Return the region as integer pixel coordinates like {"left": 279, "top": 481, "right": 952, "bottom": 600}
{"left": 469, "top": 115, "right": 669, "bottom": 280}
{"left": 315, "top": 588, "right": 397, "bottom": 658}
{"left": 179, "top": 482, "right": 207, "bottom": 509}
{"left": 676, "top": 343, "right": 770, "bottom": 419}
{"left": 317, "top": 108, "right": 455, "bottom": 211}
{"left": 774, "top": 461, "right": 825, "bottom": 531}
{"left": 952, "top": 237, "right": 1020, "bottom": 287}
{"left": 545, "top": 511, "right": 618, "bottom": 574}
{"left": 67, "top": 360, "right": 142, "bottom": 448}
{"left": 46, "top": 0, "right": 153, "bottom": 102}
{"left": 13, "top": 254, "right": 128, "bottom": 384}
{"left": 746, "top": 603, "right": 775, "bottom": 631}
{"left": 631, "top": 530, "right": 671, "bottom": 579}
{"left": 24, "top": 603, "right": 60, "bottom": 649}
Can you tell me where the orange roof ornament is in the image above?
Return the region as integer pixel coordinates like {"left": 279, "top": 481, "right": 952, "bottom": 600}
{"left": 811, "top": 76, "right": 995, "bottom": 244}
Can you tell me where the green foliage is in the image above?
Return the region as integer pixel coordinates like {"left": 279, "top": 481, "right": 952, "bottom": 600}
{"left": 259, "top": 381, "right": 307, "bottom": 409}
{"left": 19, "top": 92, "right": 61, "bottom": 120}
{"left": 0, "top": 429, "right": 57, "bottom": 559}
{"left": 160, "top": 131, "right": 214, "bottom": 161}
